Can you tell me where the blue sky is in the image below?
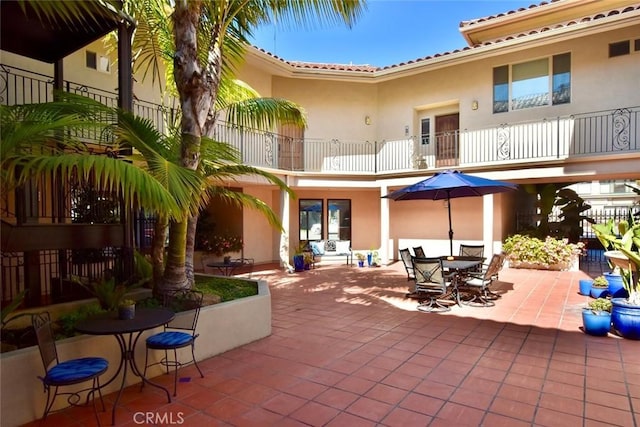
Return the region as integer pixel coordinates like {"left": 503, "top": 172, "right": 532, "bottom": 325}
{"left": 249, "top": 0, "right": 532, "bottom": 67}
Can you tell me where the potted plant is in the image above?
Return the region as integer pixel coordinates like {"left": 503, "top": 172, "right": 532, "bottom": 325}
{"left": 582, "top": 297, "right": 612, "bottom": 336}
{"left": 118, "top": 299, "right": 136, "bottom": 320}
{"left": 593, "top": 219, "right": 627, "bottom": 297}
{"left": 293, "top": 242, "right": 307, "bottom": 272}
{"left": 593, "top": 218, "right": 640, "bottom": 339}
{"left": 303, "top": 252, "right": 314, "bottom": 270}
{"left": 590, "top": 275, "right": 610, "bottom": 299}
{"left": 71, "top": 271, "right": 141, "bottom": 312}
{"left": 578, "top": 277, "right": 593, "bottom": 296}
{"left": 355, "top": 252, "right": 366, "bottom": 267}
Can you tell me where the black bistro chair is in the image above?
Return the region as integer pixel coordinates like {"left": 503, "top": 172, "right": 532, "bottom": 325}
{"left": 32, "top": 312, "right": 108, "bottom": 425}
{"left": 412, "top": 257, "right": 455, "bottom": 312}
{"left": 459, "top": 244, "right": 485, "bottom": 272}
{"left": 459, "top": 244, "right": 485, "bottom": 259}
{"left": 458, "top": 253, "right": 506, "bottom": 306}
{"left": 412, "top": 246, "right": 426, "bottom": 258}
{"left": 399, "top": 248, "right": 415, "bottom": 281}
{"left": 143, "top": 289, "right": 205, "bottom": 396}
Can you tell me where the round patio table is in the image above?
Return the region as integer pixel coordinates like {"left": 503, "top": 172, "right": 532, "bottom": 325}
{"left": 441, "top": 256, "right": 485, "bottom": 305}
{"left": 75, "top": 308, "right": 175, "bottom": 425}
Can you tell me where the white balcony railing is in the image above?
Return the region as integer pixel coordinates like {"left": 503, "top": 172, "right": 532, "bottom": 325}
{"left": 2, "top": 64, "right": 638, "bottom": 175}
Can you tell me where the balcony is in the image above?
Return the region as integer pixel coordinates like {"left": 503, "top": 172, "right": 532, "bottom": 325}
{"left": 2, "top": 64, "right": 639, "bottom": 175}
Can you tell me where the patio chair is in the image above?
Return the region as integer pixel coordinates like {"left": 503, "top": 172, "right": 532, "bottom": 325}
{"left": 412, "top": 257, "right": 454, "bottom": 312}
{"left": 399, "top": 248, "right": 415, "bottom": 281}
{"left": 412, "top": 246, "right": 426, "bottom": 258}
{"left": 458, "top": 253, "right": 505, "bottom": 306}
{"left": 459, "top": 244, "right": 485, "bottom": 271}
{"left": 32, "top": 312, "right": 108, "bottom": 425}
{"left": 143, "top": 289, "right": 205, "bottom": 396}
{"left": 459, "top": 244, "right": 484, "bottom": 258}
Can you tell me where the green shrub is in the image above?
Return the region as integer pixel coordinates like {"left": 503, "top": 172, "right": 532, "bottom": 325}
{"left": 56, "top": 303, "right": 105, "bottom": 339}
{"left": 588, "top": 298, "right": 612, "bottom": 313}
{"left": 592, "top": 276, "right": 608, "bottom": 288}
{"left": 503, "top": 234, "right": 583, "bottom": 268}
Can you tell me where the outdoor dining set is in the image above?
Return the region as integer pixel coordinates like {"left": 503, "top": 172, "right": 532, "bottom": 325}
{"left": 399, "top": 244, "right": 507, "bottom": 312}
{"left": 31, "top": 289, "right": 204, "bottom": 426}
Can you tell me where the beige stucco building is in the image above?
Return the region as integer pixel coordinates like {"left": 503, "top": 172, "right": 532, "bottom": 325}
{"left": 1, "top": 0, "right": 639, "bottom": 272}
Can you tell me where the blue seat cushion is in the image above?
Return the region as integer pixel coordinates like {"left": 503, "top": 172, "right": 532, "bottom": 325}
{"left": 310, "top": 241, "right": 324, "bottom": 256}
{"left": 146, "top": 331, "right": 193, "bottom": 349}
{"left": 45, "top": 357, "right": 108, "bottom": 384}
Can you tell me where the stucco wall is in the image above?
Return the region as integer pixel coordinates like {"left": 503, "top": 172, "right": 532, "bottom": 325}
{"left": 291, "top": 188, "right": 381, "bottom": 252}
{"left": 272, "top": 77, "right": 378, "bottom": 142}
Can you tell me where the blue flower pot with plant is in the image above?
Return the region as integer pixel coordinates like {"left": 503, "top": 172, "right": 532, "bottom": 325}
{"left": 579, "top": 279, "right": 593, "bottom": 296}
{"left": 582, "top": 298, "right": 612, "bottom": 336}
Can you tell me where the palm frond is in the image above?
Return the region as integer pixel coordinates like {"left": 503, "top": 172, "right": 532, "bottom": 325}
{"left": 224, "top": 97, "right": 307, "bottom": 131}
{"left": 3, "top": 153, "right": 198, "bottom": 219}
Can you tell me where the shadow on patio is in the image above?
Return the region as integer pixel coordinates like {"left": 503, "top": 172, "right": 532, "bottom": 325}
{"left": 24, "top": 261, "right": 640, "bottom": 427}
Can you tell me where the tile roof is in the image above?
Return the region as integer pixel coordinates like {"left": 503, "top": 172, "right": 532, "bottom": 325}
{"left": 252, "top": 1, "right": 640, "bottom": 73}
{"left": 459, "top": 0, "right": 562, "bottom": 29}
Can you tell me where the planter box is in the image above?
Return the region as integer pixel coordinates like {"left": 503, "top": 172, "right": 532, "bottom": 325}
{"left": 0, "top": 279, "right": 271, "bottom": 427}
{"left": 508, "top": 253, "right": 579, "bottom": 271}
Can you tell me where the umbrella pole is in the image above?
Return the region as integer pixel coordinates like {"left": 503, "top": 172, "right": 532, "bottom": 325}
{"left": 447, "top": 193, "right": 453, "bottom": 256}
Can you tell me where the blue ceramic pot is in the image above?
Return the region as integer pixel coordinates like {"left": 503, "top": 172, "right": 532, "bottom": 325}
{"left": 582, "top": 309, "right": 611, "bottom": 336}
{"left": 590, "top": 286, "right": 609, "bottom": 299}
{"left": 611, "top": 298, "right": 640, "bottom": 340}
{"left": 579, "top": 279, "right": 593, "bottom": 296}
{"left": 293, "top": 254, "right": 305, "bottom": 272}
{"left": 604, "top": 272, "right": 628, "bottom": 298}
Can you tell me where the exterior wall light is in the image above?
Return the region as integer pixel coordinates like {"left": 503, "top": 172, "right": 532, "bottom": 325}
{"left": 364, "top": 115, "right": 372, "bottom": 125}
{"left": 471, "top": 100, "right": 479, "bottom": 110}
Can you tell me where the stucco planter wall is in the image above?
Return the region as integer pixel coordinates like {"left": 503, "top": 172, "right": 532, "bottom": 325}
{"left": 0, "top": 279, "right": 270, "bottom": 427}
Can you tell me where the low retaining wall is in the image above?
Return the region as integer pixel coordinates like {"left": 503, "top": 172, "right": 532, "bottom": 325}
{"left": 0, "top": 279, "right": 271, "bottom": 427}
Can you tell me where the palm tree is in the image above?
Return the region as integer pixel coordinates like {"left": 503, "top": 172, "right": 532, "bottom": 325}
{"left": 1, "top": 93, "right": 202, "bottom": 223}
{"left": 124, "top": 0, "right": 366, "bottom": 291}
{"left": 17, "top": 0, "right": 367, "bottom": 291}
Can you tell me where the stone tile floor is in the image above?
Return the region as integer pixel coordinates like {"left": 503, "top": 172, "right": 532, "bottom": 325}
{"left": 24, "top": 260, "right": 640, "bottom": 426}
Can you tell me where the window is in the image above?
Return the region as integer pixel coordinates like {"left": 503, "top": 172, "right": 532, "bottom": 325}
{"left": 299, "top": 200, "right": 322, "bottom": 241}
{"left": 327, "top": 200, "right": 351, "bottom": 241}
{"left": 420, "top": 118, "right": 430, "bottom": 145}
{"left": 85, "top": 50, "right": 110, "bottom": 73}
{"left": 493, "top": 53, "right": 571, "bottom": 113}
{"left": 86, "top": 51, "right": 97, "bottom": 69}
{"left": 609, "top": 40, "right": 630, "bottom": 57}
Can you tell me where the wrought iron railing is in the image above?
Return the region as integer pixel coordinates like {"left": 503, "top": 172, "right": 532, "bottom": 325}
{"left": 2, "top": 64, "right": 639, "bottom": 176}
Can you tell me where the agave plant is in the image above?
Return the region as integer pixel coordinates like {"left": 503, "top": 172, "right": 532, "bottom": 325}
{"left": 593, "top": 219, "right": 640, "bottom": 305}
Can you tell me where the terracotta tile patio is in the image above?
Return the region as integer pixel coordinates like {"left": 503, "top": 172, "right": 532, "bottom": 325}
{"left": 23, "top": 261, "right": 640, "bottom": 426}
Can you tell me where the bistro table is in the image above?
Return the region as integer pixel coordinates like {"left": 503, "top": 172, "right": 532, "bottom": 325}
{"left": 75, "top": 308, "right": 175, "bottom": 425}
{"left": 206, "top": 258, "right": 254, "bottom": 276}
{"left": 441, "top": 256, "right": 485, "bottom": 305}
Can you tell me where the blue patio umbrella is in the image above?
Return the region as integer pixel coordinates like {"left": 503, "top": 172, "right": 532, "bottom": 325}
{"left": 384, "top": 170, "right": 518, "bottom": 255}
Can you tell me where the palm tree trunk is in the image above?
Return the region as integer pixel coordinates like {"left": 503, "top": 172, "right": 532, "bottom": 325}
{"left": 160, "top": 219, "right": 190, "bottom": 293}
{"left": 164, "top": 2, "right": 223, "bottom": 289}
{"left": 185, "top": 215, "right": 197, "bottom": 285}
{"left": 151, "top": 214, "right": 168, "bottom": 286}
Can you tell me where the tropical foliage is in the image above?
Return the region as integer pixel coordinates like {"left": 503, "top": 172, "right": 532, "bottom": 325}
{"left": 592, "top": 218, "right": 640, "bottom": 305}
{"left": 11, "top": 0, "right": 366, "bottom": 294}
{"left": 503, "top": 234, "right": 584, "bottom": 269}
